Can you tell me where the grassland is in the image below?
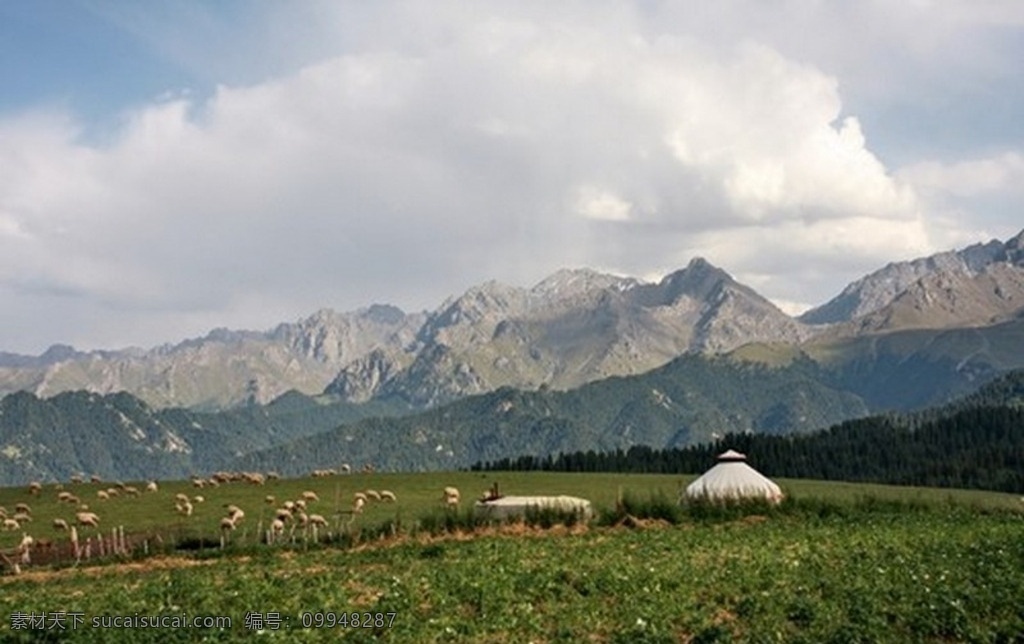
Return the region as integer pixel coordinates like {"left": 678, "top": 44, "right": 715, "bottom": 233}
{"left": 1, "top": 472, "right": 1022, "bottom": 642}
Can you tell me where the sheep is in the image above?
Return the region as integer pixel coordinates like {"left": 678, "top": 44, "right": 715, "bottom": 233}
{"left": 219, "top": 517, "right": 236, "bottom": 531}
{"left": 14, "top": 503, "right": 31, "bottom": 515}
{"left": 17, "top": 533, "right": 34, "bottom": 552}
{"left": 175, "top": 493, "right": 190, "bottom": 504}
{"left": 90, "top": 474, "right": 102, "bottom": 484}
{"left": 70, "top": 474, "right": 84, "bottom": 485}
{"left": 353, "top": 492, "right": 368, "bottom": 504}
{"left": 340, "top": 463, "right": 351, "bottom": 474}
{"left": 294, "top": 499, "right": 307, "bottom": 512}
{"left": 124, "top": 486, "right": 141, "bottom": 498}
{"left": 266, "top": 471, "right": 280, "bottom": 481}
{"left": 274, "top": 509, "right": 292, "bottom": 523}
{"left": 52, "top": 518, "right": 69, "bottom": 531}
{"left": 2, "top": 519, "right": 19, "bottom": 531}
{"left": 12, "top": 512, "right": 32, "bottom": 524}
{"left": 28, "top": 482, "right": 42, "bottom": 496}
{"left": 380, "top": 490, "right": 397, "bottom": 502}
{"left": 308, "top": 514, "right": 329, "bottom": 527}
{"left": 192, "top": 495, "right": 205, "bottom": 504}
{"left": 145, "top": 481, "right": 159, "bottom": 493}
{"left": 295, "top": 512, "right": 310, "bottom": 528}
{"left": 301, "top": 490, "right": 319, "bottom": 503}
{"left": 75, "top": 512, "right": 100, "bottom": 528}
{"left": 264, "top": 495, "right": 276, "bottom": 505}
{"left": 175, "top": 501, "right": 194, "bottom": 517}
{"left": 0, "top": 506, "right": 6, "bottom": 518}
{"left": 226, "top": 506, "right": 245, "bottom": 523}
{"left": 57, "top": 491, "right": 74, "bottom": 503}
{"left": 105, "top": 487, "right": 120, "bottom": 497}
{"left": 365, "top": 490, "right": 382, "bottom": 502}
{"left": 442, "top": 487, "right": 460, "bottom": 507}
{"left": 283, "top": 500, "right": 296, "bottom": 512}
{"left": 352, "top": 497, "right": 366, "bottom": 514}
{"left": 270, "top": 518, "right": 285, "bottom": 533}
{"left": 96, "top": 490, "right": 110, "bottom": 501}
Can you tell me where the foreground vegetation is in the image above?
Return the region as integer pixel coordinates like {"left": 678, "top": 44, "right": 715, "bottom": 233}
{"left": 0, "top": 472, "right": 1022, "bottom": 641}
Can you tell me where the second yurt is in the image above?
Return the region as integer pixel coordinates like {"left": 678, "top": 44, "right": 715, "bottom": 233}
{"left": 684, "top": 449, "right": 783, "bottom": 503}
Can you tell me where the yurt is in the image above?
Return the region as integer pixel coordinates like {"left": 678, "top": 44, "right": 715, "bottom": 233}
{"left": 684, "top": 449, "right": 783, "bottom": 503}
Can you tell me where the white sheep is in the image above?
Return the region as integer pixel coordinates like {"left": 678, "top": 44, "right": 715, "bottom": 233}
{"left": 226, "top": 506, "right": 245, "bottom": 523}
{"left": 14, "top": 502, "right": 31, "bottom": 515}
{"left": 340, "top": 463, "right": 352, "bottom": 474}
{"left": 75, "top": 512, "right": 100, "bottom": 528}
{"left": 270, "top": 518, "right": 285, "bottom": 533}
{"left": 443, "top": 487, "right": 460, "bottom": 507}
{"left": 308, "top": 514, "right": 329, "bottom": 527}
{"left": 301, "top": 490, "right": 319, "bottom": 503}
{"left": 365, "top": 490, "right": 382, "bottom": 502}
{"left": 28, "top": 482, "right": 42, "bottom": 495}
{"left": 175, "top": 501, "right": 193, "bottom": 517}
{"left": 97, "top": 490, "right": 109, "bottom": 500}
{"left": 380, "top": 490, "right": 397, "bottom": 502}
{"left": 175, "top": 493, "right": 190, "bottom": 504}
{"left": 264, "top": 495, "right": 276, "bottom": 505}
{"left": 192, "top": 495, "right": 205, "bottom": 504}
{"left": 2, "top": 518, "right": 19, "bottom": 531}
{"left": 353, "top": 492, "right": 368, "bottom": 504}
{"left": 353, "top": 497, "right": 365, "bottom": 514}
{"left": 145, "top": 481, "right": 159, "bottom": 493}
{"left": 12, "top": 512, "right": 32, "bottom": 524}
{"left": 219, "top": 517, "right": 236, "bottom": 531}
{"left": 275, "top": 508, "right": 292, "bottom": 523}
{"left": 52, "top": 518, "right": 69, "bottom": 531}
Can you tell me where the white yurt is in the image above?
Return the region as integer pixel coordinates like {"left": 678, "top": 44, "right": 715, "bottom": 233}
{"left": 684, "top": 449, "right": 783, "bottom": 503}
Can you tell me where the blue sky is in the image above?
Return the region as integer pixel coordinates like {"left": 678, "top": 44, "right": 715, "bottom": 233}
{"left": 1, "top": 1, "right": 1023, "bottom": 353}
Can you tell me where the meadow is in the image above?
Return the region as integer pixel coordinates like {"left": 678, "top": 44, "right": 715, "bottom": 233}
{"left": 0, "top": 471, "right": 1022, "bottom": 642}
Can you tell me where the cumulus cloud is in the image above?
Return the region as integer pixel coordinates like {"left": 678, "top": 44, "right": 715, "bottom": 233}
{"left": 0, "top": 1, "right": 1017, "bottom": 352}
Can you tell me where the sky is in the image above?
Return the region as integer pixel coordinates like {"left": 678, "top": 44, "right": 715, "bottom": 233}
{"left": 1, "top": 1, "right": 1023, "bottom": 354}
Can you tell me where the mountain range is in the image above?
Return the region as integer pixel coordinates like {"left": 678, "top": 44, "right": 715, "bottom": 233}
{"left": 4, "top": 229, "right": 1022, "bottom": 413}
{"left": 2, "top": 229, "right": 1024, "bottom": 483}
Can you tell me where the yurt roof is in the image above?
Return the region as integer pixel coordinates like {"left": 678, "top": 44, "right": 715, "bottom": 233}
{"left": 685, "top": 450, "right": 782, "bottom": 502}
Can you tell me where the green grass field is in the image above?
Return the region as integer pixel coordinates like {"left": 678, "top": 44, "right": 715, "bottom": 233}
{"left": 1, "top": 472, "right": 1022, "bottom": 642}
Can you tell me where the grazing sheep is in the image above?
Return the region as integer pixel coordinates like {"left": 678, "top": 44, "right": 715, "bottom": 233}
{"left": 145, "top": 481, "right": 159, "bottom": 493}
{"left": 52, "top": 518, "right": 69, "bottom": 531}
{"left": 380, "top": 490, "right": 397, "bottom": 502}
{"left": 12, "top": 512, "right": 32, "bottom": 524}
{"left": 353, "top": 497, "right": 366, "bottom": 514}
{"left": 105, "top": 487, "right": 120, "bottom": 498}
{"left": 365, "top": 490, "right": 382, "bottom": 502}
{"left": 301, "top": 490, "right": 319, "bottom": 503}
{"left": 226, "top": 506, "right": 245, "bottom": 523}
{"left": 275, "top": 509, "right": 292, "bottom": 523}
{"left": 353, "top": 492, "right": 368, "bottom": 504}
{"left": 14, "top": 503, "right": 31, "bottom": 515}
{"left": 124, "top": 486, "right": 141, "bottom": 498}
{"left": 175, "top": 493, "right": 190, "bottom": 504}
{"left": 283, "top": 500, "right": 296, "bottom": 512}
{"left": 97, "top": 490, "right": 110, "bottom": 501}
{"left": 219, "top": 517, "right": 236, "bottom": 531}
{"left": 70, "top": 475, "right": 84, "bottom": 485}
{"left": 75, "top": 512, "right": 100, "bottom": 528}
{"left": 192, "top": 495, "right": 205, "bottom": 504}
{"left": 57, "top": 491, "right": 74, "bottom": 503}
{"left": 175, "top": 501, "right": 194, "bottom": 517}
{"left": 192, "top": 478, "right": 205, "bottom": 489}
{"left": 2, "top": 519, "right": 19, "bottom": 531}
{"left": 443, "top": 487, "right": 460, "bottom": 507}
{"left": 340, "top": 463, "right": 351, "bottom": 474}
{"left": 293, "top": 499, "right": 307, "bottom": 512}
{"left": 308, "top": 514, "right": 328, "bottom": 527}
{"left": 264, "top": 495, "right": 276, "bottom": 505}
{"left": 17, "top": 533, "right": 34, "bottom": 552}
{"left": 0, "top": 506, "right": 6, "bottom": 518}
{"left": 295, "top": 512, "right": 310, "bottom": 528}
{"left": 266, "top": 471, "right": 280, "bottom": 480}
{"left": 28, "top": 482, "right": 42, "bottom": 496}
{"left": 270, "top": 518, "right": 285, "bottom": 533}
{"left": 90, "top": 475, "right": 102, "bottom": 484}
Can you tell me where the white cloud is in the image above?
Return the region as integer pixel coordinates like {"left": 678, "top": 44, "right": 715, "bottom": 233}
{"left": 0, "top": 1, "right": 1018, "bottom": 353}
{"left": 899, "top": 152, "right": 1024, "bottom": 198}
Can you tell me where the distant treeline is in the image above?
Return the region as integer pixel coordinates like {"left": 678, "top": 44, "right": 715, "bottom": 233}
{"left": 471, "top": 405, "right": 1024, "bottom": 494}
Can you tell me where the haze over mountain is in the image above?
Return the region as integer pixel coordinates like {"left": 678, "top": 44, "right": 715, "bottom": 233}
{"left": 1, "top": 230, "right": 1023, "bottom": 411}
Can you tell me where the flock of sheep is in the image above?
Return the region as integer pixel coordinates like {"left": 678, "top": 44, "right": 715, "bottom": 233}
{"left": 0, "top": 470, "right": 474, "bottom": 575}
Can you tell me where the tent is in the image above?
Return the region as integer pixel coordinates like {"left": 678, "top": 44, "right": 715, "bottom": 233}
{"left": 684, "top": 449, "right": 783, "bottom": 503}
